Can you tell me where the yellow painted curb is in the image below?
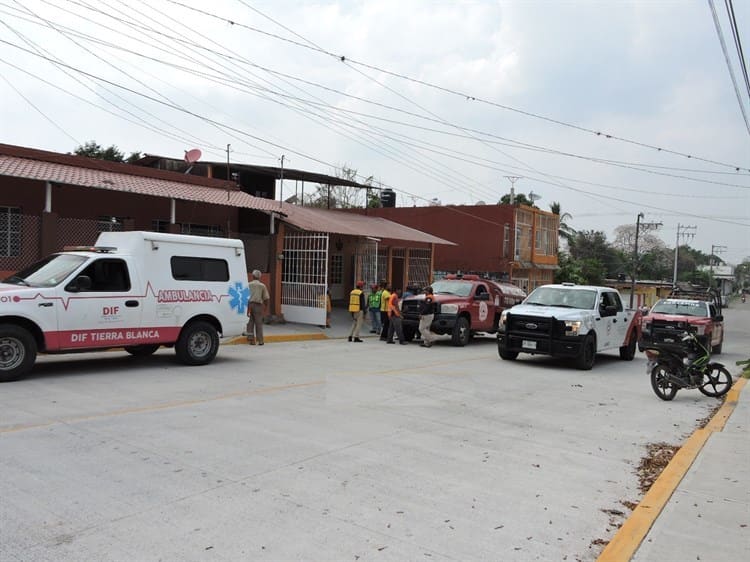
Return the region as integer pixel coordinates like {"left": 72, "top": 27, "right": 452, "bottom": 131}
{"left": 225, "top": 333, "right": 329, "bottom": 345}
{"left": 598, "top": 376, "right": 747, "bottom": 562}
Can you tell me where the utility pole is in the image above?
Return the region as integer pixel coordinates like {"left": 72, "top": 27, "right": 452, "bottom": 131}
{"left": 279, "top": 154, "right": 285, "bottom": 209}
{"left": 226, "top": 144, "right": 231, "bottom": 201}
{"left": 630, "top": 213, "right": 663, "bottom": 307}
{"left": 709, "top": 244, "right": 727, "bottom": 286}
{"left": 673, "top": 224, "right": 697, "bottom": 288}
{"left": 504, "top": 176, "right": 522, "bottom": 205}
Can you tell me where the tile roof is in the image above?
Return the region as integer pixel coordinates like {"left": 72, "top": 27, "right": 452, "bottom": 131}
{"left": 281, "top": 206, "right": 454, "bottom": 245}
{"left": 0, "top": 144, "right": 454, "bottom": 245}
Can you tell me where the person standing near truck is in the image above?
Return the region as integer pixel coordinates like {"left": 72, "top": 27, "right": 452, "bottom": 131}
{"left": 246, "top": 269, "right": 270, "bottom": 345}
{"left": 348, "top": 280, "right": 366, "bottom": 342}
{"left": 419, "top": 286, "right": 437, "bottom": 348}
{"left": 386, "top": 288, "right": 407, "bottom": 344}
{"left": 379, "top": 281, "right": 391, "bottom": 341}
{"left": 368, "top": 283, "right": 382, "bottom": 334}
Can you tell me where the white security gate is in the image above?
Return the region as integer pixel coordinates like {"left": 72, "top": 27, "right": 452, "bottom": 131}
{"left": 354, "top": 238, "right": 379, "bottom": 288}
{"left": 281, "top": 231, "right": 328, "bottom": 325}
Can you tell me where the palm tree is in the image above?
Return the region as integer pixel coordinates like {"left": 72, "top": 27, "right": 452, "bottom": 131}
{"left": 549, "top": 201, "right": 575, "bottom": 242}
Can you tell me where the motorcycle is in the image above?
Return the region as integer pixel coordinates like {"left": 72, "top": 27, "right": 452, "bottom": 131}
{"left": 644, "top": 330, "right": 733, "bottom": 401}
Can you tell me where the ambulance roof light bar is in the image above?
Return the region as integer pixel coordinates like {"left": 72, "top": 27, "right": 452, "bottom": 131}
{"left": 62, "top": 246, "right": 118, "bottom": 253}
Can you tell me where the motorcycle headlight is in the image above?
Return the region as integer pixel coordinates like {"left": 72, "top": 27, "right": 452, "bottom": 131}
{"left": 441, "top": 303, "right": 459, "bottom": 315}
{"left": 564, "top": 320, "right": 582, "bottom": 336}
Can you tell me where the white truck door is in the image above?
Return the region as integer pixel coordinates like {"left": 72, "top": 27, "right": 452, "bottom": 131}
{"left": 597, "top": 291, "right": 622, "bottom": 350}
{"left": 56, "top": 257, "right": 143, "bottom": 349}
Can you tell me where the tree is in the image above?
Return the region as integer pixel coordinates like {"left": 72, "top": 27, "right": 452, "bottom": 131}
{"left": 549, "top": 201, "right": 575, "bottom": 242}
{"left": 498, "top": 192, "right": 537, "bottom": 207}
{"left": 567, "top": 230, "right": 625, "bottom": 279}
{"left": 73, "top": 141, "right": 141, "bottom": 163}
{"left": 303, "top": 165, "right": 373, "bottom": 209}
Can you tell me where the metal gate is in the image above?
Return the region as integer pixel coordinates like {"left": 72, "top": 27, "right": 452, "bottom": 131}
{"left": 281, "top": 231, "right": 328, "bottom": 325}
{"left": 354, "top": 238, "right": 379, "bottom": 288}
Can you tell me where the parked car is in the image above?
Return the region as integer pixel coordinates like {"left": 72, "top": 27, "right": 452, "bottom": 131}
{"left": 639, "top": 297, "right": 724, "bottom": 355}
{"left": 497, "top": 283, "right": 643, "bottom": 370}
{"left": 400, "top": 274, "right": 526, "bottom": 346}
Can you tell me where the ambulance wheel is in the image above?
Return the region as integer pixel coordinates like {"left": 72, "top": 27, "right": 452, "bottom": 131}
{"left": 0, "top": 324, "right": 37, "bottom": 382}
{"left": 124, "top": 344, "right": 160, "bottom": 357}
{"left": 175, "top": 321, "right": 219, "bottom": 366}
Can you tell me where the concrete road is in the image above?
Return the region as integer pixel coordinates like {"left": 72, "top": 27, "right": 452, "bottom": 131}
{"left": 1, "top": 308, "right": 746, "bottom": 562}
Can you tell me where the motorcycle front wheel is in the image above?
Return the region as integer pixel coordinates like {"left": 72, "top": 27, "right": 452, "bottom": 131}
{"left": 651, "top": 363, "right": 679, "bottom": 401}
{"left": 698, "top": 364, "right": 733, "bottom": 398}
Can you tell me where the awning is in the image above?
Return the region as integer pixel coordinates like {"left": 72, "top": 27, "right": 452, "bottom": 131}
{"left": 0, "top": 146, "right": 454, "bottom": 246}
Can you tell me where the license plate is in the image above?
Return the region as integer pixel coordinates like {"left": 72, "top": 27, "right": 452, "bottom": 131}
{"left": 522, "top": 340, "right": 537, "bottom": 350}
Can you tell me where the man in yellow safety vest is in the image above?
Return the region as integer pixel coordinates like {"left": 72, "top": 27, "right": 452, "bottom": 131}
{"left": 348, "top": 280, "right": 366, "bottom": 342}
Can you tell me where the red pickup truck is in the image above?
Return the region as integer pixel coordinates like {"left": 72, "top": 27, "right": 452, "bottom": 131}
{"left": 639, "top": 295, "right": 725, "bottom": 354}
{"left": 400, "top": 274, "right": 526, "bottom": 346}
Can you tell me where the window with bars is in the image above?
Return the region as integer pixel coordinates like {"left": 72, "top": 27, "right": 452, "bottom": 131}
{"left": 97, "top": 216, "right": 125, "bottom": 232}
{"left": 330, "top": 254, "right": 343, "bottom": 284}
{"left": 150, "top": 220, "right": 223, "bottom": 237}
{"left": 0, "top": 206, "right": 21, "bottom": 257}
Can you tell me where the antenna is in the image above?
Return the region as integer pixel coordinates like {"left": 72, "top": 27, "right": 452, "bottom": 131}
{"left": 183, "top": 148, "right": 201, "bottom": 174}
{"left": 503, "top": 176, "right": 522, "bottom": 204}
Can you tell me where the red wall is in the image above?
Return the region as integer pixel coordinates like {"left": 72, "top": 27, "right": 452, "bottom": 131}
{"left": 356, "top": 205, "right": 516, "bottom": 273}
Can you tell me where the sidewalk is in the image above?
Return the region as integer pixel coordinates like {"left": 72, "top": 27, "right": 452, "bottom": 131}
{"left": 226, "top": 306, "right": 382, "bottom": 344}
{"left": 600, "top": 376, "right": 749, "bottom": 561}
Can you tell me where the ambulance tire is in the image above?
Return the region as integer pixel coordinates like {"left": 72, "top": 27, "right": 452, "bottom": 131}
{"left": 175, "top": 321, "right": 219, "bottom": 366}
{"left": 0, "top": 324, "right": 37, "bottom": 382}
{"left": 124, "top": 344, "right": 160, "bottom": 357}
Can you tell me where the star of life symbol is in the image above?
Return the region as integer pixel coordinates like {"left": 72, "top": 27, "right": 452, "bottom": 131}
{"left": 229, "top": 282, "right": 250, "bottom": 314}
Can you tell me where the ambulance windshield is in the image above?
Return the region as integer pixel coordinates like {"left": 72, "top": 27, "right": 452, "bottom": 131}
{"left": 4, "top": 254, "right": 88, "bottom": 288}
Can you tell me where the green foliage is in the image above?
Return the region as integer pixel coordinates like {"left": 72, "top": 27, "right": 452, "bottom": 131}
{"left": 72, "top": 141, "right": 142, "bottom": 163}
{"left": 499, "top": 192, "right": 537, "bottom": 207}
{"left": 304, "top": 165, "right": 373, "bottom": 209}
{"left": 736, "top": 359, "right": 750, "bottom": 379}
{"left": 549, "top": 201, "right": 575, "bottom": 241}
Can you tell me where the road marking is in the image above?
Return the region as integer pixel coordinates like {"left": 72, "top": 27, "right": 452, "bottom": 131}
{"left": 598, "top": 376, "right": 747, "bottom": 561}
{"left": 0, "top": 380, "right": 325, "bottom": 434}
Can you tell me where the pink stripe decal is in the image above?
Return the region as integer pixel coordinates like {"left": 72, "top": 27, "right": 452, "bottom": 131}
{"left": 46, "top": 327, "right": 182, "bottom": 350}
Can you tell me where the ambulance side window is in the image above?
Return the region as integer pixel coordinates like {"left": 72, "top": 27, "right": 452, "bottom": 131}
{"left": 171, "top": 256, "right": 229, "bottom": 282}
{"left": 75, "top": 259, "right": 131, "bottom": 292}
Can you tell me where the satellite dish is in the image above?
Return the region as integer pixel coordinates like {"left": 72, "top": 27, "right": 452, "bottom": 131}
{"left": 184, "top": 148, "right": 202, "bottom": 164}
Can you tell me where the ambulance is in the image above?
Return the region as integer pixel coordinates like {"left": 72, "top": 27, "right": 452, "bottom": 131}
{"left": 0, "top": 231, "right": 250, "bottom": 381}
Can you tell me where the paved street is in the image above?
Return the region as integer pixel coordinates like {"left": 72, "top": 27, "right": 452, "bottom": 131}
{"left": 1, "top": 307, "right": 747, "bottom": 561}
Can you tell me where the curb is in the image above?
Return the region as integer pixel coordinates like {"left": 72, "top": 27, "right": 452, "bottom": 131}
{"left": 225, "top": 333, "right": 329, "bottom": 345}
{"left": 597, "top": 376, "right": 747, "bottom": 561}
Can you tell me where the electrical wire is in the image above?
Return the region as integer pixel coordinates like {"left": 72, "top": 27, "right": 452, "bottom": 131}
{"left": 709, "top": 0, "right": 750, "bottom": 136}
{"left": 164, "top": 0, "right": 750, "bottom": 171}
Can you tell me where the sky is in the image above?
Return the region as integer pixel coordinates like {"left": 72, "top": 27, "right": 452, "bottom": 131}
{"left": 1, "top": 0, "right": 748, "bottom": 264}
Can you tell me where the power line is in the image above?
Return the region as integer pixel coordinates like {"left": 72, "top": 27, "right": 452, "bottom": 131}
{"left": 709, "top": 0, "right": 750, "bottom": 136}
{"left": 165, "top": 0, "right": 750, "bottom": 171}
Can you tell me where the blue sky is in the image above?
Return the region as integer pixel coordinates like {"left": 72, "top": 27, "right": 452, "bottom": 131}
{"left": 1, "top": 0, "right": 748, "bottom": 262}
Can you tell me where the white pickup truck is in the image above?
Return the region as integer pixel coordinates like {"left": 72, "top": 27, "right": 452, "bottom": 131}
{"left": 496, "top": 283, "right": 643, "bottom": 370}
{"left": 0, "top": 231, "right": 249, "bottom": 382}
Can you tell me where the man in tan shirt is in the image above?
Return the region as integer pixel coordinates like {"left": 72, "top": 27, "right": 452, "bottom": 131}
{"left": 245, "top": 269, "right": 270, "bottom": 345}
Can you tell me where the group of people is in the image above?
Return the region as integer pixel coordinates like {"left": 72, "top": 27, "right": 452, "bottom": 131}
{"left": 348, "top": 281, "right": 436, "bottom": 347}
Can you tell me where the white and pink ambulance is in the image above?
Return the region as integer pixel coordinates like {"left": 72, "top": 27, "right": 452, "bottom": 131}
{"left": 0, "top": 231, "right": 250, "bottom": 381}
